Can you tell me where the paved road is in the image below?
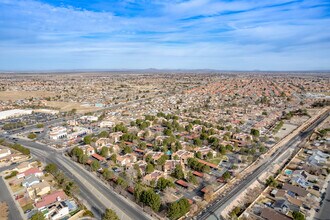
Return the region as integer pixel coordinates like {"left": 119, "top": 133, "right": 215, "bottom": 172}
{"left": 314, "top": 179, "right": 330, "bottom": 220}
{"left": 197, "top": 111, "right": 329, "bottom": 220}
{"left": 2, "top": 138, "right": 151, "bottom": 220}
{"left": 0, "top": 163, "right": 17, "bottom": 173}
{"left": 0, "top": 177, "right": 23, "bottom": 220}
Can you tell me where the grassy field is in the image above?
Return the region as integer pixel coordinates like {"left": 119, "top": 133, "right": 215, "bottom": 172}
{"left": 0, "top": 91, "right": 56, "bottom": 101}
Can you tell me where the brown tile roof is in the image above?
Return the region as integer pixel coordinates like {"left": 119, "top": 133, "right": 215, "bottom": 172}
{"left": 283, "top": 183, "right": 308, "bottom": 197}
{"left": 260, "top": 207, "right": 292, "bottom": 220}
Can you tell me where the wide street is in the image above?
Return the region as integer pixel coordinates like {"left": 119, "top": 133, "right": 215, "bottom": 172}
{"left": 197, "top": 110, "right": 329, "bottom": 220}
{"left": 0, "top": 177, "right": 23, "bottom": 220}
{"left": 1, "top": 137, "right": 151, "bottom": 220}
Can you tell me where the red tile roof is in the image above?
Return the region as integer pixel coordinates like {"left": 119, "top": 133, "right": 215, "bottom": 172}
{"left": 35, "top": 190, "right": 67, "bottom": 209}
{"left": 192, "top": 171, "right": 204, "bottom": 178}
{"left": 92, "top": 153, "right": 105, "bottom": 161}
{"left": 197, "top": 159, "right": 218, "bottom": 169}
{"left": 176, "top": 180, "right": 188, "bottom": 188}
{"left": 22, "top": 168, "right": 42, "bottom": 176}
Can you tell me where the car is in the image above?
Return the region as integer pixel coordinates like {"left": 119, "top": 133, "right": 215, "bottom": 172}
{"left": 24, "top": 209, "right": 32, "bottom": 214}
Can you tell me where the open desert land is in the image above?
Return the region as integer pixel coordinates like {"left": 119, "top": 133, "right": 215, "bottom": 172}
{"left": 44, "top": 101, "right": 102, "bottom": 113}
{"left": 0, "top": 91, "right": 56, "bottom": 101}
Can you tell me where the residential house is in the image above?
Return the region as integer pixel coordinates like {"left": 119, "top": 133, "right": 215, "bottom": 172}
{"left": 282, "top": 183, "right": 309, "bottom": 198}
{"left": 260, "top": 207, "right": 292, "bottom": 220}
{"left": 95, "top": 138, "right": 111, "bottom": 147}
{"left": 143, "top": 170, "right": 164, "bottom": 184}
{"left": 195, "top": 146, "right": 217, "bottom": 159}
{"left": 15, "top": 161, "right": 32, "bottom": 173}
{"left": 17, "top": 167, "right": 43, "bottom": 179}
{"left": 22, "top": 175, "right": 40, "bottom": 187}
{"left": 146, "top": 151, "right": 164, "bottom": 163}
{"left": 163, "top": 160, "right": 181, "bottom": 175}
{"left": 273, "top": 199, "right": 290, "bottom": 214}
{"left": 117, "top": 154, "right": 137, "bottom": 166}
{"left": 80, "top": 145, "right": 95, "bottom": 156}
{"left": 47, "top": 201, "right": 70, "bottom": 220}
{"left": 109, "top": 132, "right": 123, "bottom": 143}
{"left": 27, "top": 181, "right": 51, "bottom": 199}
{"left": 172, "top": 150, "right": 194, "bottom": 164}
{"left": 35, "top": 190, "right": 68, "bottom": 210}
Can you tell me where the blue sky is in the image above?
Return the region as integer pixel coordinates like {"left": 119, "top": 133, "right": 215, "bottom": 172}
{"left": 0, "top": 0, "right": 330, "bottom": 71}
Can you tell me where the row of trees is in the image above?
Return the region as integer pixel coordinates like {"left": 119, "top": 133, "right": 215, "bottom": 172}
{"left": 9, "top": 143, "right": 30, "bottom": 155}
{"left": 187, "top": 158, "right": 211, "bottom": 173}
{"left": 44, "top": 163, "right": 79, "bottom": 196}
{"left": 2, "top": 122, "right": 25, "bottom": 130}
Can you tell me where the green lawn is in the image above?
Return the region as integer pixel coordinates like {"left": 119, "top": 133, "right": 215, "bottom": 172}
{"left": 22, "top": 203, "right": 34, "bottom": 212}
{"left": 208, "top": 158, "right": 222, "bottom": 165}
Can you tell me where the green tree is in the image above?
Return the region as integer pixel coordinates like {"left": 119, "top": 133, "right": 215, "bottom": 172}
{"left": 250, "top": 128, "right": 260, "bottom": 137}
{"left": 222, "top": 171, "right": 231, "bottom": 181}
{"left": 140, "top": 189, "right": 161, "bottom": 212}
{"left": 83, "top": 135, "right": 92, "bottom": 144}
{"left": 156, "top": 177, "right": 174, "bottom": 191}
{"left": 187, "top": 171, "right": 198, "bottom": 185}
{"left": 193, "top": 138, "right": 202, "bottom": 146}
{"left": 195, "top": 151, "right": 202, "bottom": 159}
{"left": 139, "top": 142, "right": 147, "bottom": 150}
{"left": 265, "top": 176, "right": 278, "bottom": 187}
{"left": 157, "top": 155, "right": 168, "bottom": 166}
{"left": 78, "top": 154, "right": 88, "bottom": 164}
{"left": 134, "top": 184, "right": 144, "bottom": 202}
{"left": 123, "top": 145, "right": 133, "bottom": 154}
{"left": 110, "top": 154, "right": 117, "bottom": 163}
{"left": 146, "top": 163, "right": 154, "bottom": 174}
{"left": 91, "top": 160, "right": 100, "bottom": 172}
{"left": 100, "top": 147, "right": 109, "bottom": 157}
{"left": 28, "top": 132, "right": 37, "bottom": 139}
{"left": 172, "top": 164, "right": 184, "bottom": 179}
{"left": 31, "top": 212, "right": 45, "bottom": 220}
{"left": 102, "top": 168, "right": 114, "bottom": 181}
{"left": 98, "top": 131, "right": 109, "bottom": 138}
{"left": 36, "top": 123, "right": 44, "bottom": 128}
{"left": 292, "top": 211, "right": 305, "bottom": 220}
{"left": 102, "top": 208, "right": 120, "bottom": 220}
{"left": 168, "top": 198, "right": 190, "bottom": 220}
{"left": 45, "top": 163, "right": 58, "bottom": 175}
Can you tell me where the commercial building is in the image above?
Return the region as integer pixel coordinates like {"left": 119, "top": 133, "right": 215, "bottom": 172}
{"left": 0, "top": 148, "right": 11, "bottom": 159}
{"left": 0, "top": 109, "right": 33, "bottom": 120}
{"left": 67, "top": 127, "right": 91, "bottom": 140}
{"left": 49, "top": 126, "right": 67, "bottom": 140}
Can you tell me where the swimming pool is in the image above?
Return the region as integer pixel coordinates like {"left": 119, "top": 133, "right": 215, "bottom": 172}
{"left": 284, "top": 169, "right": 293, "bottom": 175}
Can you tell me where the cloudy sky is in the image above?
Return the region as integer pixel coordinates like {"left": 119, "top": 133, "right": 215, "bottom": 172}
{"left": 0, "top": 0, "right": 329, "bottom": 70}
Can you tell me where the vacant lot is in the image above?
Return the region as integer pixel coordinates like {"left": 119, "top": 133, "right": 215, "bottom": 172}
{"left": 0, "top": 91, "right": 56, "bottom": 101}
{"left": 0, "top": 202, "right": 8, "bottom": 220}
{"left": 45, "top": 101, "right": 101, "bottom": 113}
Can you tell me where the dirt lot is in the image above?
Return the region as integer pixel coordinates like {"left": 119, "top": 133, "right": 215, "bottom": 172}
{"left": 0, "top": 91, "right": 56, "bottom": 101}
{"left": 0, "top": 202, "right": 8, "bottom": 220}
{"left": 45, "top": 101, "right": 101, "bottom": 113}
